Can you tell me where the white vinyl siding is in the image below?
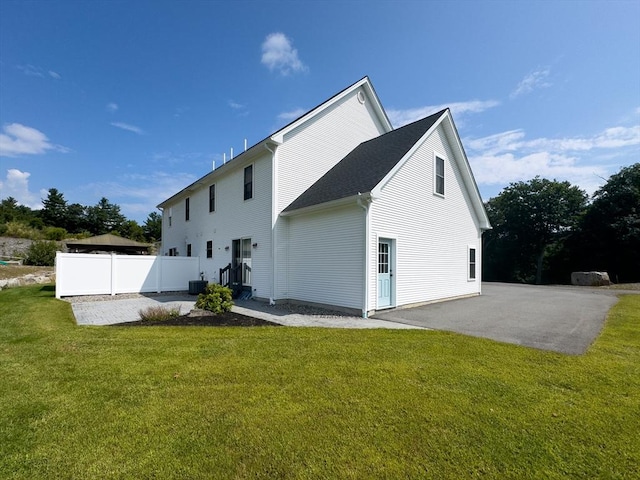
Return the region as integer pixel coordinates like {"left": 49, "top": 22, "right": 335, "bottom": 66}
{"left": 276, "top": 87, "right": 387, "bottom": 213}
{"left": 273, "top": 87, "right": 385, "bottom": 300}
{"left": 368, "top": 122, "right": 482, "bottom": 309}
{"left": 161, "top": 152, "right": 273, "bottom": 297}
{"left": 287, "top": 206, "right": 364, "bottom": 310}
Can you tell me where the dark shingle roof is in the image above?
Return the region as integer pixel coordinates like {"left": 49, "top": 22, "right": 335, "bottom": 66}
{"left": 283, "top": 109, "right": 447, "bottom": 213}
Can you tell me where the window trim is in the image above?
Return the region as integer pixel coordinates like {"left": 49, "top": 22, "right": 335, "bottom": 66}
{"left": 468, "top": 245, "right": 477, "bottom": 281}
{"left": 206, "top": 240, "right": 213, "bottom": 259}
{"left": 209, "top": 184, "right": 216, "bottom": 213}
{"left": 434, "top": 154, "right": 445, "bottom": 197}
{"left": 244, "top": 164, "right": 253, "bottom": 201}
{"left": 185, "top": 197, "right": 190, "bottom": 221}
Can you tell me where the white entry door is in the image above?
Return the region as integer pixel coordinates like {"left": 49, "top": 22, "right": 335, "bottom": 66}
{"left": 378, "top": 239, "right": 392, "bottom": 308}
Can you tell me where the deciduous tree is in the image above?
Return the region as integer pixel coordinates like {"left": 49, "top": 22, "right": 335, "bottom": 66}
{"left": 484, "top": 177, "right": 587, "bottom": 284}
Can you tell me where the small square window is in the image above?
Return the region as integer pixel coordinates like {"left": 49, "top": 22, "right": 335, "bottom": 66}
{"left": 435, "top": 156, "right": 445, "bottom": 196}
{"left": 244, "top": 165, "right": 253, "bottom": 200}
{"left": 206, "top": 240, "right": 213, "bottom": 259}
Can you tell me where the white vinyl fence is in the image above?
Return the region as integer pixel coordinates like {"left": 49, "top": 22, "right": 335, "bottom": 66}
{"left": 55, "top": 253, "right": 200, "bottom": 298}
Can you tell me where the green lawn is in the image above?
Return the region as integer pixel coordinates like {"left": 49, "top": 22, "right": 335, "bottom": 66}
{"left": 1, "top": 285, "right": 638, "bottom": 479}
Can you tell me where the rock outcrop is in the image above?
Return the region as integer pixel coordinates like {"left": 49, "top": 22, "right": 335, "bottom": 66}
{"left": 571, "top": 271, "right": 611, "bottom": 287}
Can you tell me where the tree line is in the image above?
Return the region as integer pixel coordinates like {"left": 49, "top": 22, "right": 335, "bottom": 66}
{"left": 0, "top": 188, "right": 161, "bottom": 242}
{"left": 484, "top": 163, "right": 639, "bottom": 284}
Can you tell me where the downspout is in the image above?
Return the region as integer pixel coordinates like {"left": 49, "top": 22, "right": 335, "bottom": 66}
{"left": 265, "top": 142, "right": 278, "bottom": 305}
{"left": 357, "top": 192, "right": 372, "bottom": 318}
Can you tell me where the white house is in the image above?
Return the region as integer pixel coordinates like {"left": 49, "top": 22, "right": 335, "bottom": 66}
{"left": 158, "top": 77, "right": 491, "bottom": 317}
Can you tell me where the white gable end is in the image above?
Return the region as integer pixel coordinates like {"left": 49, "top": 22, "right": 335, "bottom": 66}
{"left": 368, "top": 121, "right": 483, "bottom": 310}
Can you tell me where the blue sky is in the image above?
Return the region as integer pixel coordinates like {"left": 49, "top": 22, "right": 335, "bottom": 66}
{"left": 1, "top": 0, "right": 638, "bottom": 223}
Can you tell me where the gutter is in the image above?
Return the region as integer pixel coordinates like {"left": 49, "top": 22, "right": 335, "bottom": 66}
{"left": 356, "top": 192, "right": 374, "bottom": 318}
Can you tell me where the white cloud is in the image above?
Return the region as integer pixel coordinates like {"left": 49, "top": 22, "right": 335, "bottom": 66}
{"left": 16, "top": 64, "right": 61, "bottom": 80}
{"left": 80, "top": 171, "right": 198, "bottom": 221}
{"left": 106, "top": 102, "right": 119, "bottom": 113}
{"left": 510, "top": 67, "right": 552, "bottom": 99}
{"left": 387, "top": 100, "right": 500, "bottom": 127}
{"left": 0, "top": 123, "right": 68, "bottom": 157}
{"left": 466, "top": 124, "right": 640, "bottom": 196}
{"left": 261, "top": 32, "right": 308, "bottom": 76}
{"left": 228, "top": 100, "right": 249, "bottom": 117}
{"left": 277, "top": 108, "right": 306, "bottom": 122}
{"left": 110, "top": 122, "right": 144, "bottom": 135}
{"left": 16, "top": 64, "right": 44, "bottom": 77}
{"left": 0, "top": 169, "right": 45, "bottom": 209}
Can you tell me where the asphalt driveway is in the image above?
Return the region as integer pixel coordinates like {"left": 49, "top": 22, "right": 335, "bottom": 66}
{"left": 372, "top": 283, "right": 629, "bottom": 355}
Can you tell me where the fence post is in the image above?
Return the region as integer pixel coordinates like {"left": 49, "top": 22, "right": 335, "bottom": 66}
{"left": 157, "top": 255, "right": 163, "bottom": 293}
{"left": 110, "top": 253, "right": 117, "bottom": 296}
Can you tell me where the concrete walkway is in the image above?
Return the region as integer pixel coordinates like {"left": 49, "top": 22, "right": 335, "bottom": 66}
{"left": 70, "top": 294, "right": 423, "bottom": 330}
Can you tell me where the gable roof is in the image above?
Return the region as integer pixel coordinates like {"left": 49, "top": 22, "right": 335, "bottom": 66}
{"left": 282, "top": 109, "right": 447, "bottom": 213}
{"left": 157, "top": 76, "right": 391, "bottom": 209}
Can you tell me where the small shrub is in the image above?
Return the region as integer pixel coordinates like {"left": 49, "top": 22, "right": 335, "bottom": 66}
{"left": 5, "top": 221, "right": 41, "bottom": 240}
{"left": 195, "top": 283, "right": 233, "bottom": 314}
{"left": 139, "top": 305, "right": 181, "bottom": 322}
{"left": 23, "top": 240, "right": 58, "bottom": 266}
{"left": 44, "top": 227, "right": 68, "bottom": 241}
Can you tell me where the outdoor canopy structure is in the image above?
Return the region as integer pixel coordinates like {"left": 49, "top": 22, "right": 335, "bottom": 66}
{"left": 65, "top": 234, "right": 151, "bottom": 255}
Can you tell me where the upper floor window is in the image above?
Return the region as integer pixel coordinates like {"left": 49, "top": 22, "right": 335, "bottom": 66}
{"left": 185, "top": 197, "right": 190, "bottom": 221}
{"left": 435, "top": 156, "right": 445, "bottom": 196}
{"left": 209, "top": 184, "right": 216, "bottom": 212}
{"left": 206, "top": 240, "right": 213, "bottom": 258}
{"left": 244, "top": 165, "right": 253, "bottom": 200}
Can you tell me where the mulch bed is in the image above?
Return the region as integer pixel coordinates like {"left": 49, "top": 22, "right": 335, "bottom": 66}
{"left": 112, "top": 311, "right": 281, "bottom": 327}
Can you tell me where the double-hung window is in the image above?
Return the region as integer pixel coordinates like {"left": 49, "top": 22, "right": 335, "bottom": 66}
{"left": 206, "top": 240, "right": 213, "bottom": 258}
{"left": 209, "top": 184, "right": 215, "bottom": 212}
{"left": 244, "top": 165, "right": 253, "bottom": 200}
{"left": 435, "top": 156, "right": 445, "bottom": 196}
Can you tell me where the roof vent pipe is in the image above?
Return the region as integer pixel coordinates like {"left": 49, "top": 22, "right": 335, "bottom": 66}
{"left": 244, "top": 138, "right": 247, "bottom": 152}
{"left": 231, "top": 147, "right": 234, "bottom": 159}
{"left": 223, "top": 153, "right": 226, "bottom": 164}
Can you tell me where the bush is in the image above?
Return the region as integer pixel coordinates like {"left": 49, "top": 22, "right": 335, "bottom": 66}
{"left": 43, "top": 227, "right": 68, "bottom": 241}
{"left": 195, "top": 283, "right": 233, "bottom": 314}
{"left": 139, "top": 305, "right": 181, "bottom": 322}
{"left": 5, "top": 221, "right": 41, "bottom": 240}
{"left": 23, "top": 240, "right": 58, "bottom": 266}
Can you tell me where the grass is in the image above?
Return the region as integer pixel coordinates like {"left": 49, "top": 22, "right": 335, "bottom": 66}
{"left": 138, "top": 305, "right": 182, "bottom": 322}
{"left": 1, "top": 285, "right": 638, "bottom": 479}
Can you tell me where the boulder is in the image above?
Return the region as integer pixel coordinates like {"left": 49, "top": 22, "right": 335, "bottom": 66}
{"left": 571, "top": 271, "right": 611, "bottom": 286}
